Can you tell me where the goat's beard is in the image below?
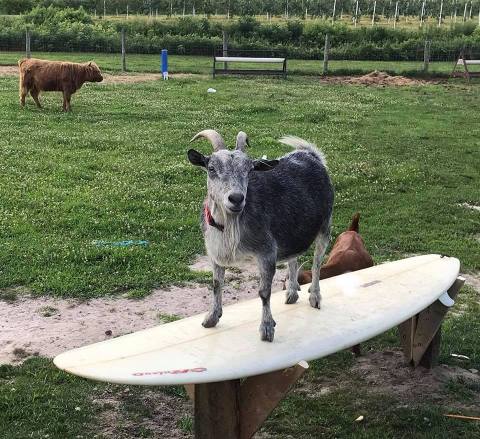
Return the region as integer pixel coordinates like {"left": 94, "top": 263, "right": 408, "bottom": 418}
{"left": 208, "top": 198, "right": 242, "bottom": 264}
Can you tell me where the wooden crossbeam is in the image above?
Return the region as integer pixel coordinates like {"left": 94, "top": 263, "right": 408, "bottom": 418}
{"left": 240, "top": 361, "right": 308, "bottom": 439}
{"left": 398, "top": 276, "right": 464, "bottom": 368}
{"left": 188, "top": 361, "right": 308, "bottom": 439}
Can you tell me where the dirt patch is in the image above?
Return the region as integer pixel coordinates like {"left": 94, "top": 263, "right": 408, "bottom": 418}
{"left": 297, "top": 350, "right": 480, "bottom": 411}
{"left": 0, "top": 65, "right": 202, "bottom": 83}
{"left": 0, "top": 255, "right": 287, "bottom": 365}
{"left": 320, "top": 70, "right": 435, "bottom": 86}
{"left": 0, "top": 65, "right": 19, "bottom": 76}
{"left": 463, "top": 272, "right": 480, "bottom": 293}
{"left": 93, "top": 387, "right": 192, "bottom": 439}
{"left": 351, "top": 350, "right": 479, "bottom": 405}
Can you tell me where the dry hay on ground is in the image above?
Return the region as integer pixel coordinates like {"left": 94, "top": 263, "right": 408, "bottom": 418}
{"left": 321, "top": 70, "right": 436, "bottom": 86}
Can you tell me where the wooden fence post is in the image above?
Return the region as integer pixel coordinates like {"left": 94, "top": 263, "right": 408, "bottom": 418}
{"left": 323, "top": 34, "right": 330, "bottom": 76}
{"left": 222, "top": 30, "right": 228, "bottom": 72}
{"left": 25, "top": 28, "right": 31, "bottom": 59}
{"left": 423, "top": 39, "right": 431, "bottom": 73}
{"left": 121, "top": 28, "right": 127, "bottom": 72}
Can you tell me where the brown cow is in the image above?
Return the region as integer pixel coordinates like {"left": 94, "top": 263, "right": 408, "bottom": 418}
{"left": 18, "top": 58, "right": 103, "bottom": 111}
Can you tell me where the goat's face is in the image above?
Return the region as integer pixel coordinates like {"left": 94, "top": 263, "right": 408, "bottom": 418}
{"left": 187, "top": 130, "right": 279, "bottom": 216}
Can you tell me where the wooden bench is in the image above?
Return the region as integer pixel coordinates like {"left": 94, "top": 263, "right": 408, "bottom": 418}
{"left": 213, "top": 55, "right": 287, "bottom": 79}
{"left": 451, "top": 54, "right": 480, "bottom": 80}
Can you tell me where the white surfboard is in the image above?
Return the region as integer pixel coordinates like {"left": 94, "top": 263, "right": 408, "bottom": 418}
{"left": 54, "top": 254, "right": 459, "bottom": 386}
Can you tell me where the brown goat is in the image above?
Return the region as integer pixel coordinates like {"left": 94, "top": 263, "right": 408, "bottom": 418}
{"left": 296, "top": 213, "right": 373, "bottom": 355}
{"left": 18, "top": 58, "right": 103, "bottom": 111}
{"left": 298, "top": 212, "right": 373, "bottom": 284}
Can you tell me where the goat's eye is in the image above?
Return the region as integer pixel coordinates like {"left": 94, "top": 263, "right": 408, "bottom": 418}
{"left": 208, "top": 166, "right": 216, "bottom": 174}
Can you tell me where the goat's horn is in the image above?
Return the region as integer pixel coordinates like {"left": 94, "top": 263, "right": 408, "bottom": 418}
{"left": 235, "top": 131, "right": 249, "bottom": 152}
{"left": 190, "top": 130, "right": 226, "bottom": 152}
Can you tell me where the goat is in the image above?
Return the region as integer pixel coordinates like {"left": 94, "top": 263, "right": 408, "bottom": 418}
{"left": 187, "top": 130, "right": 334, "bottom": 342}
{"left": 295, "top": 212, "right": 373, "bottom": 355}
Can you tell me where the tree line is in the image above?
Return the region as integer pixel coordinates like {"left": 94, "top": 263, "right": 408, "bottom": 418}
{"left": 1, "top": 0, "right": 480, "bottom": 23}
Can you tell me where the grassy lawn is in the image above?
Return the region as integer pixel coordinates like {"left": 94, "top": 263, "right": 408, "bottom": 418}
{"left": 0, "top": 72, "right": 479, "bottom": 437}
{"left": 0, "top": 50, "right": 457, "bottom": 76}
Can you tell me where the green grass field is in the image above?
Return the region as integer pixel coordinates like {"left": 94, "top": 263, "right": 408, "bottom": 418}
{"left": 0, "top": 51, "right": 458, "bottom": 77}
{"left": 0, "top": 71, "right": 479, "bottom": 437}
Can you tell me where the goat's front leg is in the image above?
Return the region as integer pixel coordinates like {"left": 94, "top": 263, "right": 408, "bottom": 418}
{"left": 258, "top": 256, "right": 276, "bottom": 342}
{"left": 202, "top": 262, "right": 225, "bottom": 328}
{"left": 285, "top": 258, "right": 300, "bottom": 304}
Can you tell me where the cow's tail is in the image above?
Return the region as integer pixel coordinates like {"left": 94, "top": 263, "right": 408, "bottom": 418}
{"left": 18, "top": 59, "right": 31, "bottom": 96}
{"left": 348, "top": 212, "right": 360, "bottom": 232}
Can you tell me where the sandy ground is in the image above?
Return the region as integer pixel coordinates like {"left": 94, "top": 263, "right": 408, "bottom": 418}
{"left": 1, "top": 65, "right": 438, "bottom": 86}
{"left": 0, "top": 256, "right": 288, "bottom": 365}
{"left": 0, "top": 65, "right": 202, "bottom": 83}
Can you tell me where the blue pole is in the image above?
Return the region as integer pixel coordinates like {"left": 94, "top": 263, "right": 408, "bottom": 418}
{"left": 161, "top": 49, "right": 168, "bottom": 80}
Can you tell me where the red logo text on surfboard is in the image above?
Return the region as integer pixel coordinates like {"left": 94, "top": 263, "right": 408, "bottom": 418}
{"left": 132, "top": 367, "right": 207, "bottom": 377}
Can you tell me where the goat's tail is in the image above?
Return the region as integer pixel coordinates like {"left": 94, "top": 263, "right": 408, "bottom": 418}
{"left": 278, "top": 135, "right": 327, "bottom": 167}
{"left": 348, "top": 212, "right": 360, "bottom": 232}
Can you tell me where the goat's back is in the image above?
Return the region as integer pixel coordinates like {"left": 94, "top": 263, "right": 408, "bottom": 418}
{"left": 243, "top": 149, "right": 333, "bottom": 260}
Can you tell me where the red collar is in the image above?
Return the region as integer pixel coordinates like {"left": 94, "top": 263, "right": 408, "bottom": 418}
{"left": 204, "top": 202, "right": 224, "bottom": 232}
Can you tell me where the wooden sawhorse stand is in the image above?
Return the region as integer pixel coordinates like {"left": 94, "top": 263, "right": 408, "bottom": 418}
{"left": 185, "top": 361, "right": 308, "bottom": 439}
{"left": 398, "top": 276, "right": 464, "bottom": 368}
{"left": 185, "top": 276, "right": 464, "bottom": 438}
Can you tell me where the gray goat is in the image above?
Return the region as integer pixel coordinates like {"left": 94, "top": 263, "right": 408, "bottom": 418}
{"left": 187, "top": 130, "right": 334, "bottom": 342}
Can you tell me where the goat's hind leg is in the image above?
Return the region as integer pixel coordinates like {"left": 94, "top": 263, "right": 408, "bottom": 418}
{"left": 285, "top": 258, "right": 300, "bottom": 304}
{"left": 258, "top": 256, "right": 276, "bottom": 342}
{"left": 308, "top": 233, "right": 329, "bottom": 309}
{"left": 202, "top": 262, "right": 225, "bottom": 328}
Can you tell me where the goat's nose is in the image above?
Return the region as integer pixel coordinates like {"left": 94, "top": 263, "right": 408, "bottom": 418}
{"left": 228, "top": 193, "right": 245, "bottom": 206}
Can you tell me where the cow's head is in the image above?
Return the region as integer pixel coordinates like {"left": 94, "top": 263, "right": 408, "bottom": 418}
{"left": 187, "top": 130, "right": 278, "bottom": 216}
{"left": 86, "top": 61, "right": 103, "bottom": 82}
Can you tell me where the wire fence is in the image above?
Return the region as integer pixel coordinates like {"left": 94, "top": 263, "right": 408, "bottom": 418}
{"left": 1, "top": 30, "right": 479, "bottom": 77}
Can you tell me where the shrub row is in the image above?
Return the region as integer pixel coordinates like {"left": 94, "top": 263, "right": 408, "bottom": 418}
{"left": 1, "top": 6, "right": 479, "bottom": 60}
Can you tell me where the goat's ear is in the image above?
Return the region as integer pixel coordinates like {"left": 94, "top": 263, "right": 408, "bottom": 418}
{"left": 187, "top": 149, "right": 209, "bottom": 168}
{"left": 253, "top": 159, "right": 279, "bottom": 172}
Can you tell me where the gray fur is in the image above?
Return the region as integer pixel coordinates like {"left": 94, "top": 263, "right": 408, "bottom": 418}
{"left": 187, "top": 130, "right": 334, "bottom": 342}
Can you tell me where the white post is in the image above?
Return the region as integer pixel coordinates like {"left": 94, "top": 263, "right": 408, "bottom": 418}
{"left": 454, "top": 5, "right": 457, "bottom": 22}
{"left": 469, "top": 2, "right": 473, "bottom": 18}
{"left": 332, "top": 0, "right": 337, "bottom": 22}
{"left": 127, "top": 4, "right": 129, "bottom": 18}
{"left": 463, "top": 2, "right": 468, "bottom": 21}
{"left": 354, "top": 0, "right": 359, "bottom": 26}
{"left": 438, "top": 0, "right": 443, "bottom": 26}
{"left": 393, "top": 1, "right": 398, "bottom": 28}
{"left": 103, "top": 0, "right": 106, "bottom": 18}
{"left": 420, "top": 0, "right": 426, "bottom": 25}
{"left": 372, "top": 0, "right": 376, "bottom": 25}
{"left": 478, "top": 5, "right": 480, "bottom": 25}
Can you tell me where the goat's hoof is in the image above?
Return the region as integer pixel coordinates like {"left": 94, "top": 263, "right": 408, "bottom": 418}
{"left": 285, "top": 291, "right": 299, "bottom": 304}
{"left": 309, "top": 293, "right": 321, "bottom": 309}
{"left": 202, "top": 312, "right": 221, "bottom": 328}
{"left": 259, "top": 320, "right": 276, "bottom": 342}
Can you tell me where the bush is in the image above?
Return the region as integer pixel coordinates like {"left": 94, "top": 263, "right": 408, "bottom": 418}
{"left": 0, "top": 7, "right": 478, "bottom": 60}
